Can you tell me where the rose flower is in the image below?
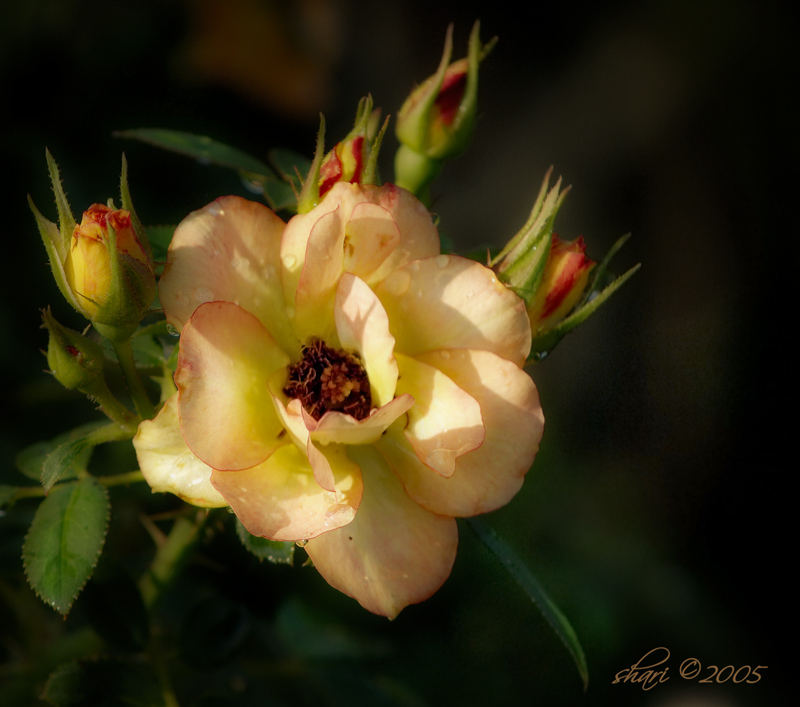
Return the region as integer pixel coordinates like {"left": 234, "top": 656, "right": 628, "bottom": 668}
{"left": 134, "top": 182, "right": 544, "bottom": 618}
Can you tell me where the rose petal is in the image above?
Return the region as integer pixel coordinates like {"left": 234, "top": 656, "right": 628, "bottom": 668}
{"left": 304, "top": 445, "right": 457, "bottom": 619}
{"left": 342, "top": 201, "right": 401, "bottom": 281}
{"left": 212, "top": 443, "right": 363, "bottom": 542}
{"left": 133, "top": 395, "right": 228, "bottom": 508}
{"left": 394, "top": 353, "right": 484, "bottom": 477}
{"left": 334, "top": 272, "right": 398, "bottom": 407}
{"left": 160, "top": 196, "right": 297, "bottom": 355}
{"left": 177, "top": 301, "right": 289, "bottom": 471}
{"left": 292, "top": 208, "right": 345, "bottom": 343}
{"left": 306, "top": 394, "right": 415, "bottom": 446}
{"left": 376, "top": 255, "right": 532, "bottom": 366}
{"left": 378, "top": 349, "right": 543, "bottom": 517}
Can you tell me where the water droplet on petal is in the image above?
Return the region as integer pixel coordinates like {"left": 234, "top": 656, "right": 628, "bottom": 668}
{"left": 324, "top": 503, "right": 355, "bottom": 527}
{"left": 207, "top": 202, "right": 225, "bottom": 216}
{"left": 193, "top": 286, "right": 214, "bottom": 303}
{"left": 435, "top": 254, "right": 450, "bottom": 269}
{"left": 176, "top": 294, "right": 189, "bottom": 307}
{"left": 166, "top": 323, "right": 180, "bottom": 337}
{"left": 283, "top": 254, "right": 297, "bottom": 269}
{"left": 295, "top": 539, "right": 308, "bottom": 547}
{"left": 440, "top": 350, "right": 451, "bottom": 359}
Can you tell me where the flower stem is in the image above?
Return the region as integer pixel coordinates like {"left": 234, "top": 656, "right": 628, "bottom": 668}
{"left": 112, "top": 337, "right": 155, "bottom": 420}
{"left": 139, "top": 511, "right": 208, "bottom": 609}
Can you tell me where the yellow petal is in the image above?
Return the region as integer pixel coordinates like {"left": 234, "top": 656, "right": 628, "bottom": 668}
{"left": 212, "top": 443, "right": 363, "bottom": 542}
{"left": 304, "top": 445, "right": 457, "bottom": 619}
{"left": 133, "top": 395, "right": 228, "bottom": 508}
{"left": 378, "top": 349, "right": 543, "bottom": 517}
{"left": 375, "top": 255, "right": 532, "bottom": 366}
{"left": 160, "top": 196, "right": 298, "bottom": 355}
{"left": 394, "top": 353, "right": 483, "bottom": 477}
{"left": 334, "top": 272, "right": 398, "bottom": 407}
{"left": 176, "top": 301, "right": 289, "bottom": 471}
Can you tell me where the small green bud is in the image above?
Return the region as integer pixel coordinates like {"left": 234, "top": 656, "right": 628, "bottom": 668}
{"left": 43, "top": 308, "right": 106, "bottom": 390}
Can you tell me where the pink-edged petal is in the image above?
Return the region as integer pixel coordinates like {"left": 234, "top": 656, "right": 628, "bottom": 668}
{"left": 394, "top": 353, "right": 483, "bottom": 477}
{"left": 133, "top": 395, "right": 228, "bottom": 508}
{"left": 292, "top": 208, "right": 344, "bottom": 343}
{"left": 282, "top": 183, "right": 439, "bottom": 293}
{"left": 375, "top": 255, "right": 532, "bottom": 366}
{"left": 342, "top": 202, "right": 400, "bottom": 282}
{"left": 266, "top": 384, "right": 337, "bottom": 493}
{"left": 304, "top": 445, "right": 457, "bottom": 619}
{"left": 378, "top": 349, "right": 543, "bottom": 517}
{"left": 305, "top": 394, "right": 415, "bottom": 446}
{"left": 212, "top": 443, "right": 363, "bottom": 542}
{"left": 160, "top": 196, "right": 297, "bottom": 354}
{"left": 360, "top": 183, "right": 440, "bottom": 281}
{"left": 177, "top": 301, "right": 289, "bottom": 471}
{"left": 334, "top": 273, "right": 398, "bottom": 407}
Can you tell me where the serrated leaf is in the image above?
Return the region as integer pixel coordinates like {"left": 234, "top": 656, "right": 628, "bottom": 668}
{"left": 42, "top": 658, "right": 165, "bottom": 707}
{"left": 41, "top": 438, "right": 94, "bottom": 493}
{"left": 23, "top": 478, "right": 110, "bottom": 615}
{"left": 116, "top": 128, "right": 273, "bottom": 177}
{"left": 16, "top": 422, "right": 103, "bottom": 483}
{"left": 235, "top": 518, "right": 294, "bottom": 565}
{"left": 467, "top": 518, "right": 589, "bottom": 690}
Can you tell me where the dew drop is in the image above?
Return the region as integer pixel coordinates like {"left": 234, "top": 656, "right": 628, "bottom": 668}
{"left": 385, "top": 270, "right": 411, "bottom": 296}
{"left": 232, "top": 255, "right": 250, "bottom": 272}
{"left": 207, "top": 202, "right": 225, "bottom": 216}
{"left": 283, "top": 254, "right": 297, "bottom": 269}
{"left": 440, "top": 350, "right": 451, "bottom": 359}
{"left": 193, "top": 286, "right": 213, "bottom": 303}
{"left": 166, "top": 323, "right": 180, "bottom": 337}
{"left": 435, "top": 254, "right": 450, "bottom": 269}
{"left": 324, "top": 503, "right": 355, "bottom": 527}
{"left": 295, "top": 539, "right": 308, "bottom": 547}
{"left": 176, "top": 294, "right": 189, "bottom": 307}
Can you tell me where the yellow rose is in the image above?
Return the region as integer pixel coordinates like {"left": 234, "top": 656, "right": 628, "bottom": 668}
{"left": 134, "top": 183, "right": 543, "bottom": 618}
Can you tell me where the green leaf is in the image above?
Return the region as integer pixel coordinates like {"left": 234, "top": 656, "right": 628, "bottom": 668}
{"left": 23, "top": 478, "right": 110, "bottom": 615}
{"left": 467, "top": 517, "right": 589, "bottom": 691}
{"left": 42, "top": 658, "right": 165, "bottom": 707}
{"left": 143, "top": 224, "right": 175, "bottom": 263}
{"left": 116, "top": 128, "right": 274, "bottom": 176}
{"left": 41, "top": 438, "right": 93, "bottom": 493}
{"left": 269, "top": 148, "right": 311, "bottom": 190}
{"left": 15, "top": 422, "right": 103, "bottom": 483}
{"left": 235, "top": 518, "right": 294, "bottom": 565}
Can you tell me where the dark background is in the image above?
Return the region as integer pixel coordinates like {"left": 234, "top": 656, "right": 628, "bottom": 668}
{"left": 1, "top": 0, "right": 791, "bottom": 705}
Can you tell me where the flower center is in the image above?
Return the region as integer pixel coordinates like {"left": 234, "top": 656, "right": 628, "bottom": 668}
{"left": 283, "top": 339, "right": 372, "bottom": 421}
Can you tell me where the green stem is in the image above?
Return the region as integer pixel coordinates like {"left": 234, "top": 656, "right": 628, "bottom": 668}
{"left": 112, "top": 337, "right": 155, "bottom": 420}
{"left": 12, "top": 469, "right": 147, "bottom": 501}
{"left": 139, "top": 512, "right": 207, "bottom": 609}
{"left": 82, "top": 378, "right": 137, "bottom": 428}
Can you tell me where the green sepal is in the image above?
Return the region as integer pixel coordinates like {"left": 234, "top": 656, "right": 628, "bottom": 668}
{"left": 297, "top": 115, "right": 326, "bottom": 214}
{"left": 235, "top": 518, "right": 295, "bottom": 565}
{"left": 493, "top": 168, "right": 568, "bottom": 307}
{"left": 22, "top": 477, "right": 110, "bottom": 615}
